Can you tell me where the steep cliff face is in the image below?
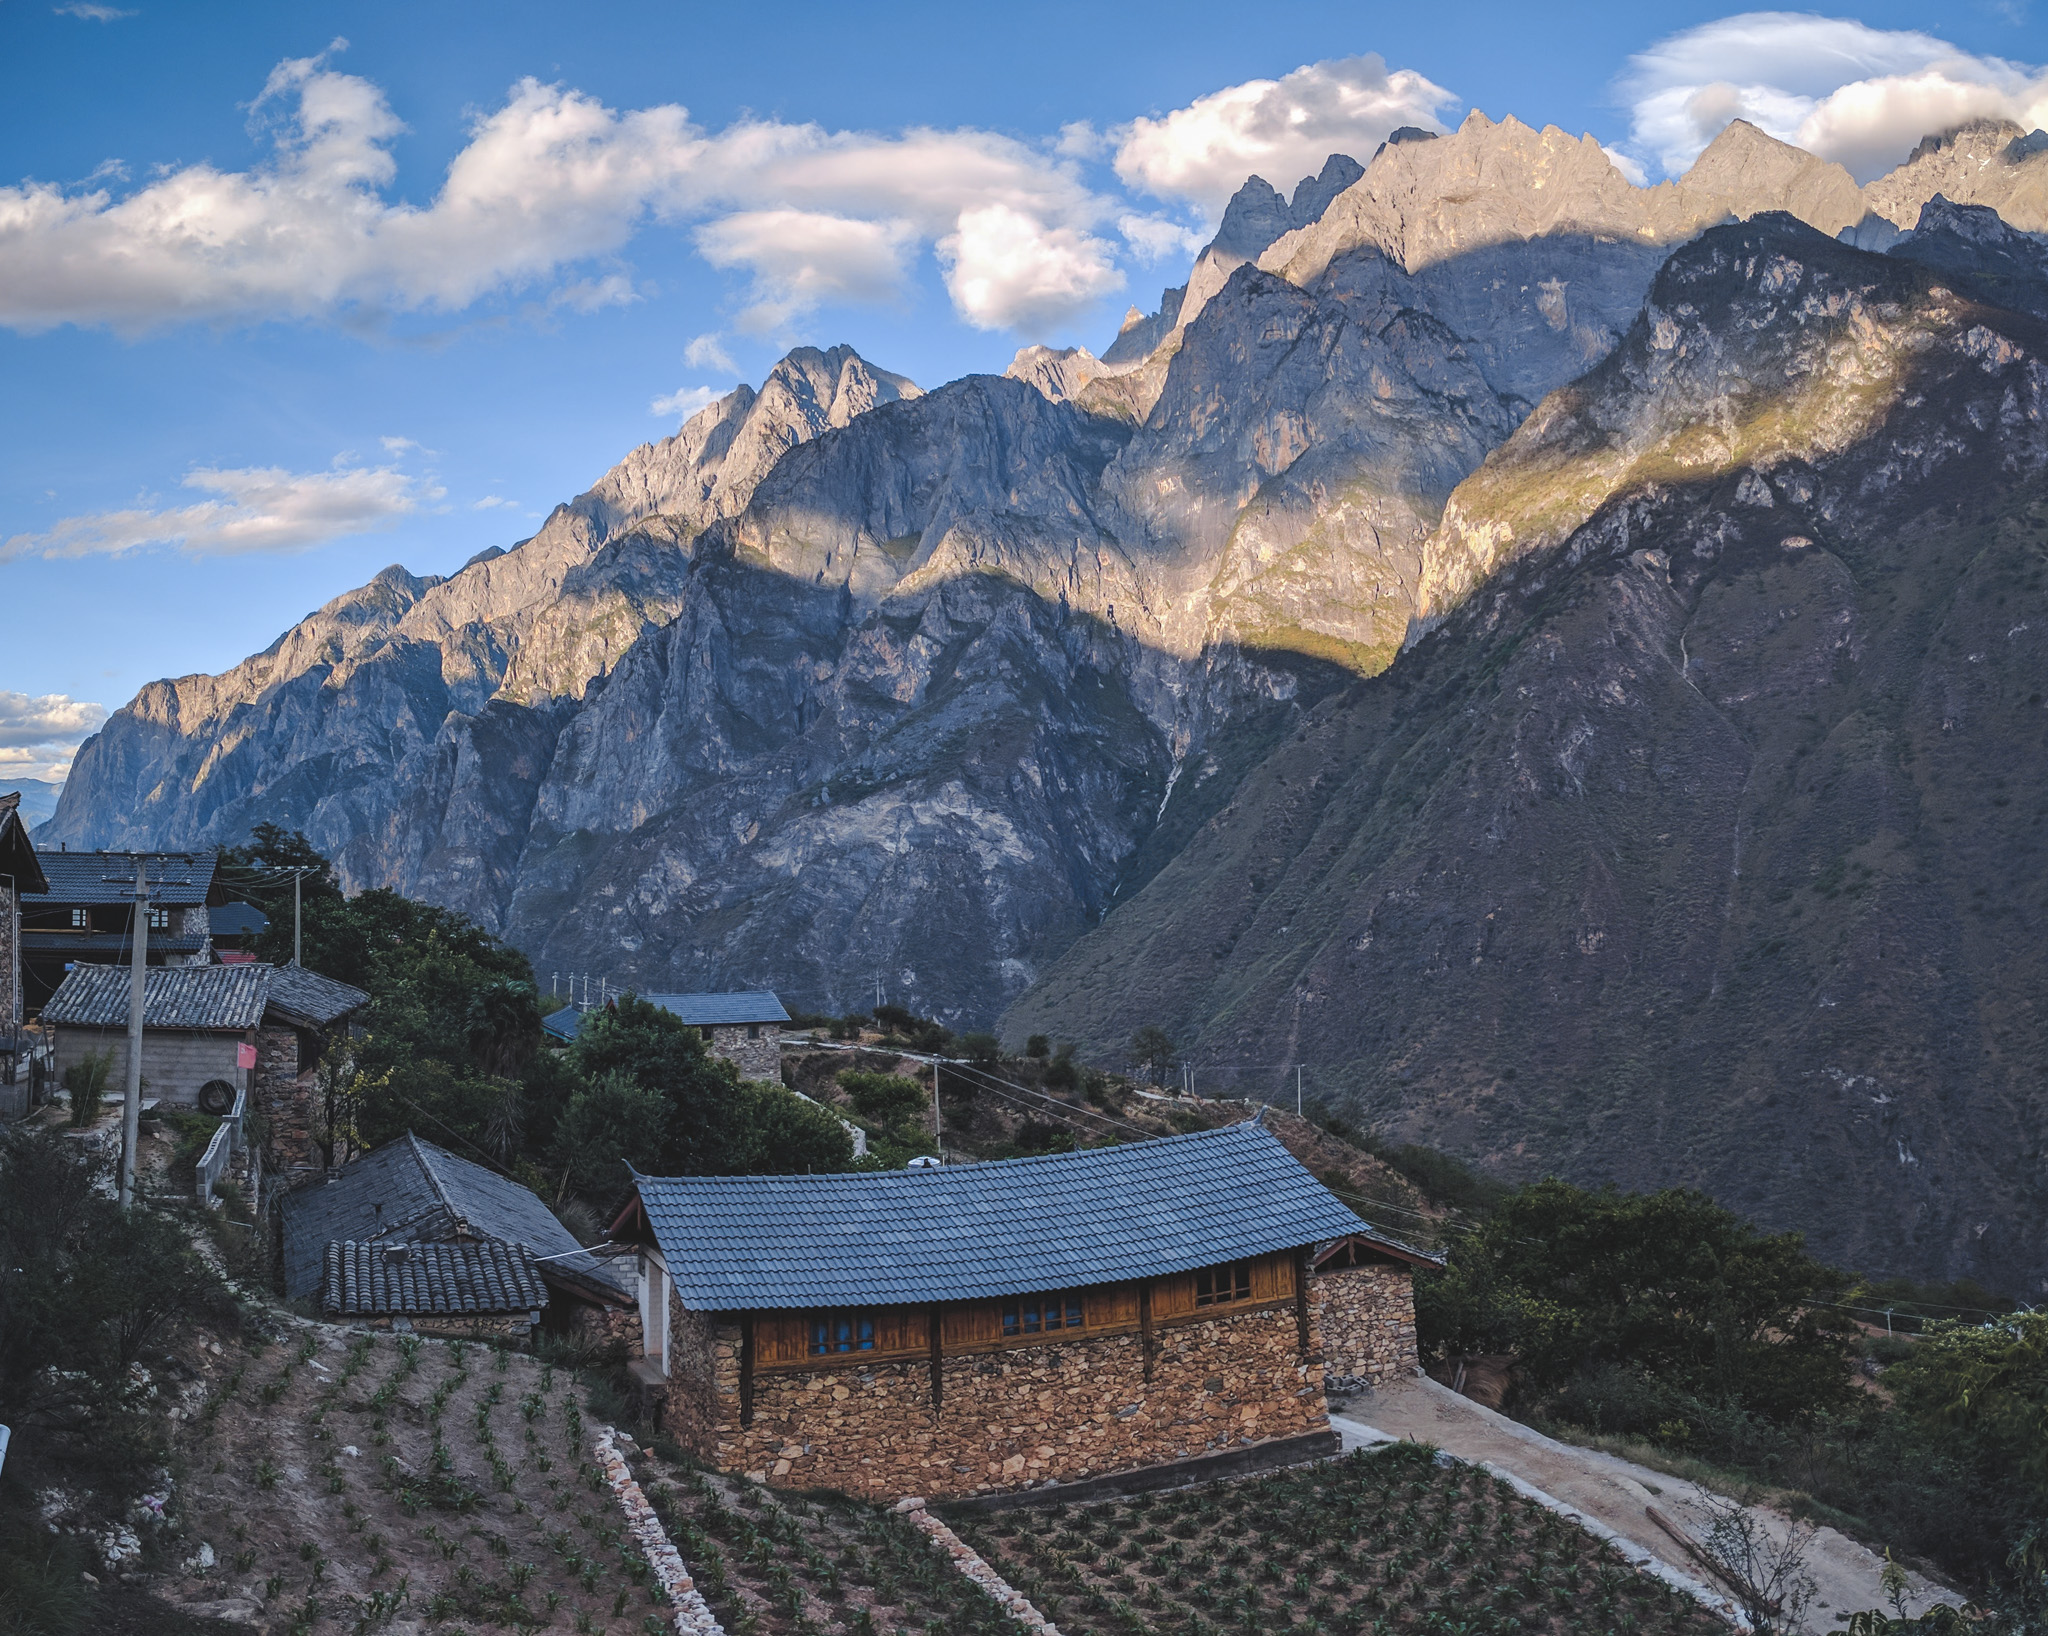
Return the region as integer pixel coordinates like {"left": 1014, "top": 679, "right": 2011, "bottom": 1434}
{"left": 46, "top": 114, "right": 2048, "bottom": 1282}
{"left": 1007, "top": 215, "right": 2048, "bottom": 1289}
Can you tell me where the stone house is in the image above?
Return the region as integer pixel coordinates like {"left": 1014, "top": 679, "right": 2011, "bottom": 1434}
{"left": 40, "top": 962, "right": 368, "bottom": 1169}
{"left": 1313, "top": 1232, "right": 1437, "bottom": 1390}
{"left": 19, "top": 848, "right": 228, "bottom": 1018}
{"left": 609, "top": 1121, "right": 1413, "bottom": 1500}
{"left": 320, "top": 1237, "right": 550, "bottom": 1343}
{"left": 0, "top": 793, "right": 50, "bottom": 1097}
{"left": 282, "top": 1133, "right": 636, "bottom": 1349}
{"left": 542, "top": 990, "right": 790, "bottom": 1081}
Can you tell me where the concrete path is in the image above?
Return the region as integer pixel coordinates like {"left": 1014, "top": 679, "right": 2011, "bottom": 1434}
{"left": 1333, "top": 1375, "right": 1960, "bottom": 1632}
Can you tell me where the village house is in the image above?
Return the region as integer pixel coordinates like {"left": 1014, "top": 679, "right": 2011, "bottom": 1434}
{"left": 0, "top": 793, "right": 51, "bottom": 1100}
{"left": 543, "top": 989, "right": 790, "bottom": 1080}
{"left": 18, "top": 847, "right": 230, "bottom": 1017}
{"left": 282, "top": 1132, "right": 636, "bottom": 1348}
{"left": 40, "top": 960, "right": 368, "bottom": 1171}
{"left": 608, "top": 1121, "right": 1426, "bottom": 1500}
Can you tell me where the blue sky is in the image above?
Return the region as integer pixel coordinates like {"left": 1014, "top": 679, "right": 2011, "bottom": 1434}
{"left": 2, "top": 0, "right": 2043, "bottom": 785}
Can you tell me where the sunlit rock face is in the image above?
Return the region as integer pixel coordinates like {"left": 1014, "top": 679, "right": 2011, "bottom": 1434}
{"left": 49, "top": 115, "right": 2048, "bottom": 1287}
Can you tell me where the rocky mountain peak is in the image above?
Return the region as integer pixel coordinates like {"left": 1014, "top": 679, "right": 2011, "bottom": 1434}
{"left": 1667, "top": 118, "right": 1863, "bottom": 235}
{"left": 1004, "top": 344, "right": 1109, "bottom": 404}
{"left": 1863, "top": 117, "right": 2048, "bottom": 234}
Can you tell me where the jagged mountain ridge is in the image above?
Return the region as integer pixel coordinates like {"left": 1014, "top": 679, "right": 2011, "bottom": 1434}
{"left": 1008, "top": 210, "right": 2048, "bottom": 1289}
{"left": 43, "top": 114, "right": 2048, "bottom": 1283}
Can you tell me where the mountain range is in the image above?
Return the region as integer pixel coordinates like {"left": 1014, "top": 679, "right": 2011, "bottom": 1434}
{"left": 45, "top": 113, "right": 2048, "bottom": 1290}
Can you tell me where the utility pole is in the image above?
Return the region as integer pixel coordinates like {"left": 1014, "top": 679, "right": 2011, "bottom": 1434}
{"left": 1297, "top": 1065, "right": 1303, "bottom": 1119}
{"left": 119, "top": 857, "right": 148, "bottom": 1211}
{"left": 932, "top": 1057, "right": 943, "bottom": 1161}
{"left": 293, "top": 868, "right": 302, "bottom": 966}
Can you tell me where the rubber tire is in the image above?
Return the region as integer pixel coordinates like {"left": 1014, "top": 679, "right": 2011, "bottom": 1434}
{"left": 197, "top": 1079, "right": 235, "bottom": 1116}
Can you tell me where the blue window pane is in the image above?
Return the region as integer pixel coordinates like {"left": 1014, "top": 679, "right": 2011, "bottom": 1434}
{"left": 1066, "top": 1299, "right": 1083, "bottom": 1328}
{"left": 1002, "top": 1307, "right": 1020, "bottom": 1336}
{"left": 858, "top": 1317, "right": 875, "bottom": 1350}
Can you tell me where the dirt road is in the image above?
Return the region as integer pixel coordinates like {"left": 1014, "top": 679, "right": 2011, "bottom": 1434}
{"left": 1333, "top": 1375, "right": 1960, "bottom": 1632}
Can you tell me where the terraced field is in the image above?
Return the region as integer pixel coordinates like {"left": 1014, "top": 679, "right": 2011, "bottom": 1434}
{"left": 947, "top": 1444, "right": 1725, "bottom": 1636}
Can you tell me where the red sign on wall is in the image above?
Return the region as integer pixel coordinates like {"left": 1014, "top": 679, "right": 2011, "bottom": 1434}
{"left": 237, "top": 1042, "right": 258, "bottom": 1070}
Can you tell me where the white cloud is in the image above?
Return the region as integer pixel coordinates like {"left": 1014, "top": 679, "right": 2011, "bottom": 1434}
{"left": 0, "top": 50, "right": 1132, "bottom": 336}
{"left": 1, "top": 458, "right": 431, "bottom": 560}
{"left": 54, "top": 2, "right": 136, "bottom": 18}
{"left": 380, "top": 434, "right": 424, "bottom": 455}
{"left": 471, "top": 495, "right": 516, "bottom": 510}
{"left": 695, "top": 209, "right": 916, "bottom": 332}
{"left": 1115, "top": 54, "right": 1458, "bottom": 219}
{"left": 684, "top": 332, "right": 736, "bottom": 372}
{"left": 0, "top": 745, "right": 83, "bottom": 784}
{"left": 1118, "top": 212, "right": 1206, "bottom": 264}
{"left": 939, "top": 205, "right": 1125, "bottom": 333}
{"left": 650, "top": 384, "right": 729, "bottom": 419}
{"left": 0, "top": 691, "right": 106, "bottom": 749}
{"left": 1621, "top": 13, "right": 2048, "bottom": 181}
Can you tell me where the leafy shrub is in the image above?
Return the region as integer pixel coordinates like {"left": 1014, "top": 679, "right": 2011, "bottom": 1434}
{"left": 61, "top": 1048, "right": 114, "bottom": 1129}
{"left": 838, "top": 1071, "right": 927, "bottom": 1125}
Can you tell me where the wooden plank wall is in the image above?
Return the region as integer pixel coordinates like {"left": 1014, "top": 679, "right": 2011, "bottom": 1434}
{"left": 751, "top": 1250, "right": 1297, "bottom": 1370}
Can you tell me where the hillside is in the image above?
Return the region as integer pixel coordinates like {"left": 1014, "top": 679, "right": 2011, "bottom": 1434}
{"left": 1006, "top": 212, "right": 2048, "bottom": 1290}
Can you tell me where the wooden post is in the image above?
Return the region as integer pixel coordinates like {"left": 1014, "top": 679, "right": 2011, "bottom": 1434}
{"left": 739, "top": 1315, "right": 756, "bottom": 1429}
{"left": 1293, "top": 1249, "right": 1313, "bottom": 1361}
{"left": 928, "top": 1306, "right": 944, "bottom": 1412}
{"left": 1138, "top": 1281, "right": 1154, "bottom": 1383}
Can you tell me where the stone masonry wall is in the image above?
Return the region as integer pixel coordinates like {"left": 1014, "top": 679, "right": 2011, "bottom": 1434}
{"left": 355, "top": 1312, "right": 538, "bottom": 1343}
{"left": 252, "top": 1026, "right": 315, "bottom": 1174}
{"left": 1317, "top": 1264, "right": 1418, "bottom": 1388}
{"left": 709, "top": 1023, "right": 780, "bottom": 1082}
{"left": 670, "top": 1284, "right": 1330, "bottom": 1499}
{"left": 1, "top": 883, "right": 16, "bottom": 1033}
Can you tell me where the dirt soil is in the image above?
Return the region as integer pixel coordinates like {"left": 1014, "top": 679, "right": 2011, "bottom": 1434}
{"left": 1335, "top": 1374, "right": 1963, "bottom": 1631}
{"left": 157, "top": 1327, "right": 672, "bottom": 1634}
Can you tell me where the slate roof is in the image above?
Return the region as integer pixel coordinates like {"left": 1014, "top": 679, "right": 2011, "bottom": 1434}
{"left": 322, "top": 1238, "right": 546, "bottom": 1317}
{"left": 38, "top": 960, "right": 367, "bottom": 1032}
{"left": 210, "top": 902, "right": 269, "bottom": 938}
{"left": 642, "top": 991, "right": 790, "bottom": 1026}
{"left": 265, "top": 962, "right": 371, "bottom": 1027}
{"left": 629, "top": 1122, "right": 1366, "bottom": 1311}
{"left": 541, "top": 1008, "right": 581, "bottom": 1043}
{"left": 42, "top": 962, "right": 270, "bottom": 1030}
{"left": 281, "top": 1133, "right": 632, "bottom": 1305}
{"left": 0, "top": 794, "right": 49, "bottom": 894}
{"left": 27, "top": 849, "right": 219, "bottom": 906}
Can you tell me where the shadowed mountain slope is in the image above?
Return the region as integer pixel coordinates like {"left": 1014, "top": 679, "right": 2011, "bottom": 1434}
{"left": 1006, "top": 215, "right": 2048, "bottom": 1290}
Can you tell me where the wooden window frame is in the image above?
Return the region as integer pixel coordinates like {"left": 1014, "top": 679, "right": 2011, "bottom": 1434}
{"left": 1194, "top": 1261, "right": 1254, "bottom": 1307}
{"left": 999, "top": 1293, "right": 1084, "bottom": 1338}
{"left": 808, "top": 1311, "right": 881, "bottom": 1356}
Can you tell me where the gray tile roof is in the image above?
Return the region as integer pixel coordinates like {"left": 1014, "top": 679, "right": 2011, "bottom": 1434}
{"left": 631, "top": 1122, "right": 1366, "bottom": 1311}
{"left": 265, "top": 963, "right": 371, "bottom": 1027}
{"left": 0, "top": 795, "right": 49, "bottom": 894}
{"left": 641, "top": 991, "right": 790, "bottom": 1026}
{"left": 41, "top": 962, "right": 270, "bottom": 1030}
{"left": 322, "top": 1238, "right": 546, "bottom": 1317}
{"left": 281, "top": 1133, "right": 631, "bottom": 1304}
{"left": 23, "top": 933, "right": 209, "bottom": 957}
{"left": 37, "top": 960, "right": 367, "bottom": 1032}
{"left": 28, "top": 849, "right": 218, "bottom": 906}
{"left": 210, "top": 903, "right": 269, "bottom": 938}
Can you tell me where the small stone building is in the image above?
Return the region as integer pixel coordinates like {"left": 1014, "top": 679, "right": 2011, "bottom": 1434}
{"left": 321, "top": 1237, "right": 548, "bottom": 1342}
{"left": 641, "top": 991, "right": 788, "bottom": 1079}
{"left": 40, "top": 962, "right": 368, "bottom": 1167}
{"left": 1313, "top": 1232, "right": 1437, "bottom": 1390}
{"left": 610, "top": 1122, "right": 1395, "bottom": 1500}
{"left": 283, "top": 1133, "right": 636, "bottom": 1348}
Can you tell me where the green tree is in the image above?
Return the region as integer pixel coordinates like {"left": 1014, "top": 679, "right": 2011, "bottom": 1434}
{"left": 1419, "top": 1179, "right": 1850, "bottom": 1420}
{"left": 838, "top": 1070, "right": 928, "bottom": 1127}
{"left": 548, "top": 1071, "right": 672, "bottom": 1199}
{"left": 959, "top": 1032, "right": 1002, "bottom": 1066}
{"left": 736, "top": 1083, "right": 854, "bottom": 1174}
{"left": 1128, "top": 1025, "right": 1176, "bottom": 1086}
{"left": 1024, "top": 1034, "right": 1050, "bottom": 1060}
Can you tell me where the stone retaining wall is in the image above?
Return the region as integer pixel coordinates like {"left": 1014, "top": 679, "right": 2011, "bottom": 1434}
{"left": 669, "top": 1286, "right": 1331, "bottom": 1499}
{"left": 1317, "top": 1263, "right": 1418, "bottom": 1387}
